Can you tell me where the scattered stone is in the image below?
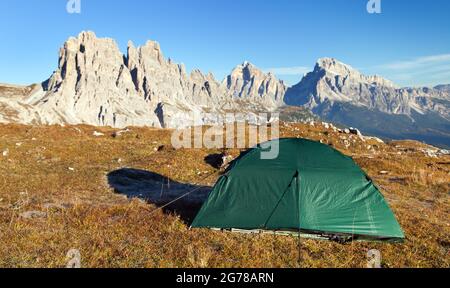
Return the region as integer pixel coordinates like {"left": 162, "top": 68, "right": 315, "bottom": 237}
{"left": 221, "top": 155, "right": 234, "bottom": 168}
{"left": 349, "top": 127, "right": 362, "bottom": 136}
{"left": 420, "top": 148, "right": 444, "bottom": 158}
{"left": 68, "top": 167, "right": 75, "bottom": 171}
{"left": 344, "top": 128, "right": 351, "bottom": 134}
{"left": 439, "top": 149, "right": 449, "bottom": 155}
{"left": 16, "top": 142, "right": 23, "bottom": 147}
{"left": 20, "top": 211, "right": 47, "bottom": 219}
{"left": 379, "top": 171, "right": 389, "bottom": 175}
{"left": 364, "top": 136, "right": 384, "bottom": 144}
{"left": 93, "top": 131, "right": 104, "bottom": 137}
{"left": 112, "top": 129, "right": 131, "bottom": 138}
{"left": 2, "top": 149, "right": 8, "bottom": 157}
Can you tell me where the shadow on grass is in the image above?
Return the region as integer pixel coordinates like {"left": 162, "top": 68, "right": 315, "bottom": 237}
{"left": 107, "top": 168, "right": 211, "bottom": 224}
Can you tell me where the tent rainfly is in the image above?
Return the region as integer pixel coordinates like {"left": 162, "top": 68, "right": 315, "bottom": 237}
{"left": 191, "top": 138, "right": 405, "bottom": 242}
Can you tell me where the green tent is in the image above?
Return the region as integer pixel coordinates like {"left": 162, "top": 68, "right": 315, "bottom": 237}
{"left": 192, "top": 138, "right": 404, "bottom": 242}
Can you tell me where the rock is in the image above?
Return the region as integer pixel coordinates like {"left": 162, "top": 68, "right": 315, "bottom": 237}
{"left": 439, "top": 149, "right": 449, "bottom": 155}
{"left": 364, "top": 136, "right": 384, "bottom": 144}
{"left": 349, "top": 127, "right": 363, "bottom": 136}
{"left": 422, "top": 149, "right": 439, "bottom": 158}
{"left": 111, "top": 129, "right": 131, "bottom": 138}
{"left": 221, "top": 155, "right": 234, "bottom": 168}
{"left": 68, "top": 167, "right": 75, "bottom": 171}
{"left": 379, "top": 171, "right": 389, "bottom": 175}
{"left": 93, "top": 131, "right": 104, "bottom": 137}
{"left": 2, "top": 149, "right": 8, "bottom": 157}
{"left": 20, "top": 211, "right": 47, "bottom": 219}
{"left": 344, "top": 129, "right": 351, "bottom": 134}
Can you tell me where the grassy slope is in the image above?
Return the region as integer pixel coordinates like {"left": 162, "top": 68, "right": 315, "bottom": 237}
{"left": 0, "top": 123, "right": 448, "bottom": 268}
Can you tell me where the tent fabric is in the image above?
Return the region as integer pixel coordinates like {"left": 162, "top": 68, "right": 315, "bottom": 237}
{"left": 191, "top": 138, "right": 405, "bottom": 242}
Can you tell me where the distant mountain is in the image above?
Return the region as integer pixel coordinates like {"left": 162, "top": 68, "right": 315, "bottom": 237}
{"left": 285, "top": 58, "right": 450, "bottom": 147}
{"left": 434, "top": 84, "right": 450, "bottom": 93}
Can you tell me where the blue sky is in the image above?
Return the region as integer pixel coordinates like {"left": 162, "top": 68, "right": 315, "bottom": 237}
{"left": 0, "top": 0, "right": 449, "bottom": 87}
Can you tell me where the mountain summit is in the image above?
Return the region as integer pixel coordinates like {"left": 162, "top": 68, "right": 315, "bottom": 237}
{"left": 285, "top": 58, "right": 450, "bottom": 147}
{"left": 224, "top": 61, "right": 286, "bottom": 107}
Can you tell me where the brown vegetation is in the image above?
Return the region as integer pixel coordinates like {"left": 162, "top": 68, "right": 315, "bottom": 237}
{"left": 0, "top": 122, "right": 448, "bottom": 267}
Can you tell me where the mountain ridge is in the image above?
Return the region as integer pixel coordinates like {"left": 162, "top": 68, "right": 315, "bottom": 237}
{"left": 285, "top": 57, "right": 450, "bottom": 147}
{"left": 0, "top": 31, "right": 289, "bottom": 129}
{"left": 0, "top": 31, "right": 449, "bottom": 147}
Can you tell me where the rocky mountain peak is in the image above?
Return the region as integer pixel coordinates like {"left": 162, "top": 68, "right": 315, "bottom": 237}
{"left": 225, "top": 61, "right": 286, "bottom": 107}
{"left": 1, "top": 31, "right": 288, "bottom": 129}
{"left": 315, "top": 57, "right": 396, "bottom": 88}
{"left": 284, "top": 57, "right": 450, "bottom": 147}
{"left": 316, "top": 57, "right": 355, "bottom": 75}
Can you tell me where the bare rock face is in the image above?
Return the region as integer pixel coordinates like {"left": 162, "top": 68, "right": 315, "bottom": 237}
{"left": 35, "top": 32, "right": 161, "bottom": 127}
{"left": 224, "top": 61, "right": 286, "bottom": 109}
{"left": 286, "top": 57, "right": 450, "bottom": 118}
{"left": 0, "top": 84, "right": 40, "bottom": 124}
{"left": 1, "top": 31, "right": 286, "bottom": 129}
{"left": 285, "top": 58, "right": 450, "bottom": 147}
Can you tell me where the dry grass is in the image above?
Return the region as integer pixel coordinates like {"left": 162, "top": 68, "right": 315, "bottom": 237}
{"left": 0, "top": 122, "right": 449, "bottom": 268}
